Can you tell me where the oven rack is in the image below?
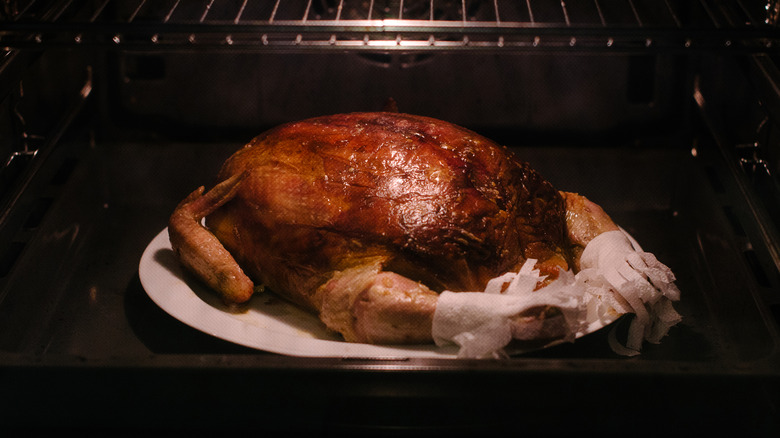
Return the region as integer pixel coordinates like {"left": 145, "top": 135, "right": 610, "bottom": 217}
{"left": 1, "top": 0, "right": 779, "bottom": 53}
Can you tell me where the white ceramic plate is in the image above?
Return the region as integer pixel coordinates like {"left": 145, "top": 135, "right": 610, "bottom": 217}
{"left": 139, "top": 228, "right": 617, "bottom": 358}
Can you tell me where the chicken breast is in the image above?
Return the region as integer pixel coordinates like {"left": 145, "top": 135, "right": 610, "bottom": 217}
{"left": 169, "top": 112, "right": 616, "bottom": 344}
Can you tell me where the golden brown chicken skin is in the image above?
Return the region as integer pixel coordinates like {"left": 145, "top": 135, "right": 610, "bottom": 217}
{"left": 169, "top": 112, "right": 614, "bottom": 344}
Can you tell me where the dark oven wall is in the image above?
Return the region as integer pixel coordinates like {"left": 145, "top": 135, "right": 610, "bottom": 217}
{"left": 103, "top": 51, "right": 689, "bottom": 143}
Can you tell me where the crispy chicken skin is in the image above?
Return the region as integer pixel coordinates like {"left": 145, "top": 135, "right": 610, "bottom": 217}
{"left": 169, "top": 112, "right": 616, "bottom": 344}
{"left": 560, "top": 191, "right": 620, "bottom": 271}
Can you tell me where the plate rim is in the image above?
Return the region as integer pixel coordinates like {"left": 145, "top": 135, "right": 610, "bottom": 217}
{"left": 138, "top": 227, "right": 617, "bottom": 358}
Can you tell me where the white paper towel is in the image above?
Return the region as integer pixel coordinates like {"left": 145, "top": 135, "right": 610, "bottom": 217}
{"left": 431, "top": 229, "right": 681, "bottom": 358}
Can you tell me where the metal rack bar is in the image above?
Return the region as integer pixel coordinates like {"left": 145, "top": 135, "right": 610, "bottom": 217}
{"left": 335, "top": 0, "right": 344, "bottom": 21}
{"left": 1, "top": 0, "right": 765, "bottom": 28}
{"left": 234, "top": 0, "right": 248, "bottom": 24}
{"left": 88, "top": 0, "right": 110, "bottom": 23}
{"left": 48, "top": 0, "right": 74, "bottom": 22}
{"left": 51, "top": 0, "right": 72, "bottom": 20}
{"left": 664, "top": 0, "right": 682, "bottom": 28}
{"left": 736, "top": 0, "right": 758, "bottom": 25}
{"left": 593, "top": 0, "right": 606, "bottom": 26}
{"left": 269, "top": 0, "right": 281, "bottom": 23}
{"left": 302, "top": 0, "right": 313, "bottom": 23}
{"left": 0, "top": 0, "right": 777, "bottom": 53}
{"left": 163, "top": 0, "right": 180, "bottom": 24}
{"left": 628, "top": 0, "right": 642, "bottom": 27}
{"left": 560, "top": 1, "right": 570, "bottom": 26}
{"left": 16, "top": 0, "right": 38, "bottom": 19}
{"left": 127, "top": 0, "right": 146, "bottom": 23}
{"left": 699, "top": 0, "right": 720, "bottom": 28}
{"left": 199, "top": 0, "right": 215, "bottom": 24}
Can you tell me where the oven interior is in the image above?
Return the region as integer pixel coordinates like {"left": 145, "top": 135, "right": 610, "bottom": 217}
{"left": 1, "top": 0, "right": 780, "bottom": 434}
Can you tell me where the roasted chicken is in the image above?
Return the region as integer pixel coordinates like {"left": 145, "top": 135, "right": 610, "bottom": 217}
{"left": 169, "top": 112, "right": 618, "bottom": 344}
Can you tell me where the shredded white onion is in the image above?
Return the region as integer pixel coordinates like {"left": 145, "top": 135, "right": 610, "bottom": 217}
{"left": 431, "top": 229, "right": 681, "bottom": 358}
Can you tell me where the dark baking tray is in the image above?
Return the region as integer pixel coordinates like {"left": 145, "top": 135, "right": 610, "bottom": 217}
{"left": 0, "top": 130, "right": 778, "bottom": 433}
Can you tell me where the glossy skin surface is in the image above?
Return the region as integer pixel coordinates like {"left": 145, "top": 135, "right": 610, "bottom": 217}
{"left": 169, "top": 113, "right": 611, "bottom": 344}
{"left": 561, "top": 191, "right": 620, "bottom": 271}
